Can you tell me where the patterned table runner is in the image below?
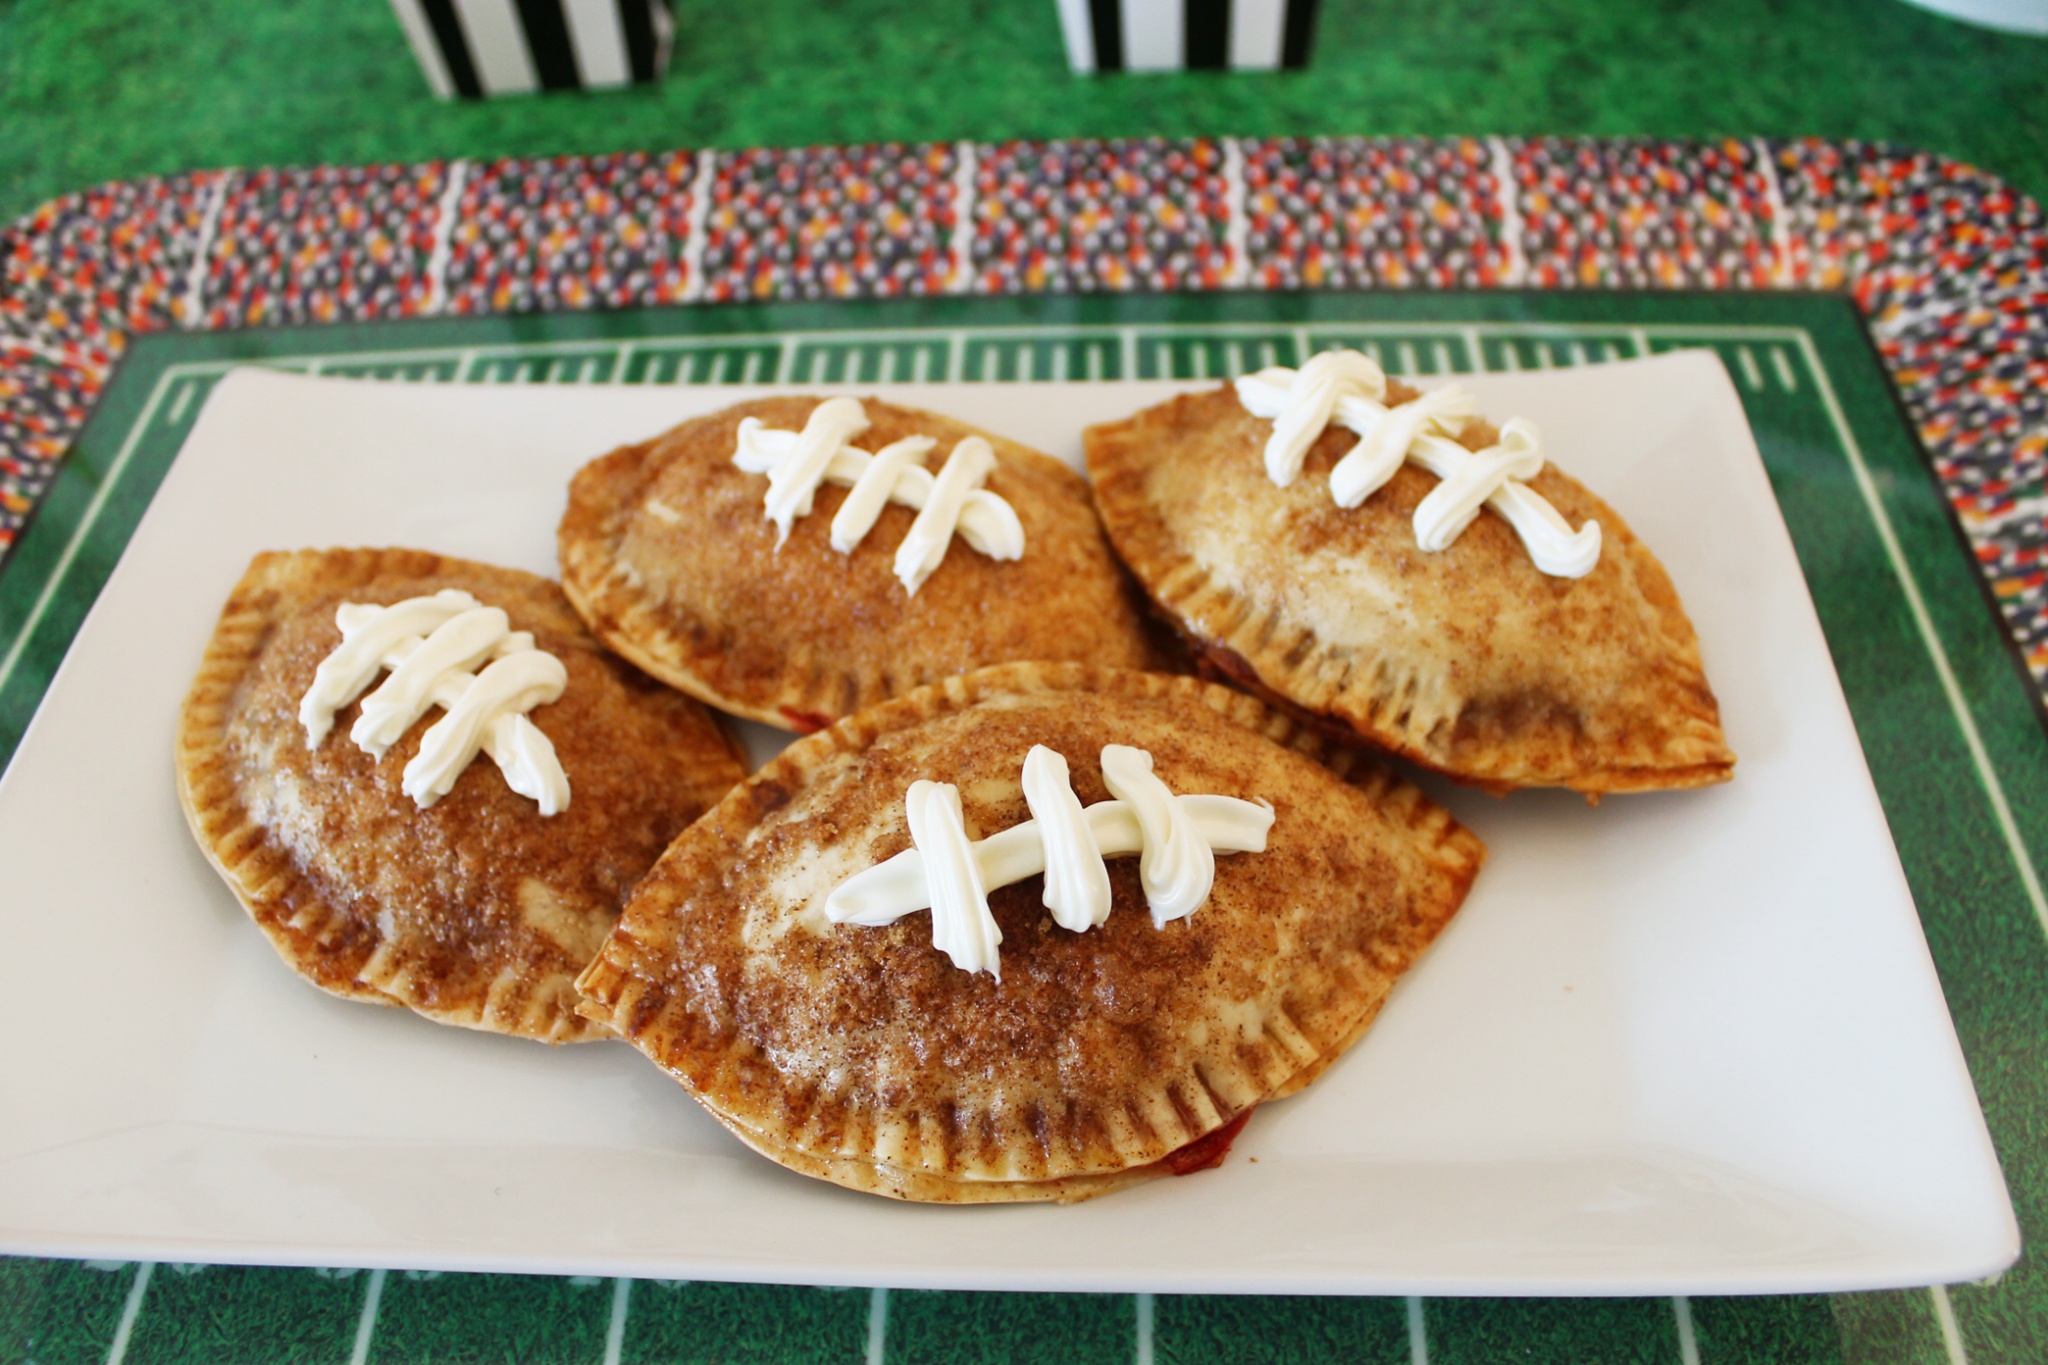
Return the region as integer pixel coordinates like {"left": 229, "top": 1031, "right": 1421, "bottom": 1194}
{"left": 4, "top": 137, "right": 2043, "bottom": 702}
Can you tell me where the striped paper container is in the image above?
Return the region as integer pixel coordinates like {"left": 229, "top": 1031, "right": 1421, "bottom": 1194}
{"left": 387, "top": 0, "right": 674, "bottom": 98}
{"left": 1054, "top": 0, "right": 1319, "bottom": 71}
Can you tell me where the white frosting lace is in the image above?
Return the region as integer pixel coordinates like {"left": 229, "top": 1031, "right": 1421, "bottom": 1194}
{"left": 826, "top": 743, "right": 1274, "bottom": 978}
{"left": 299, "top": 589, "right": 570, "bottom": 815}
{"left": 1234, "top": 350, "right": 1602, "bottom": 578}
{"left": 732, "top": 397, "right": 1026, "bottom": 594}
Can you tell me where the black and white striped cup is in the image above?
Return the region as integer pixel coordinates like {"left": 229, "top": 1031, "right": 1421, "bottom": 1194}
{"left": 388, "top": 0, "right": 674, "bottom": 98}
{"left": 1054, "top": 0, "right": 1319, "bottom": 71}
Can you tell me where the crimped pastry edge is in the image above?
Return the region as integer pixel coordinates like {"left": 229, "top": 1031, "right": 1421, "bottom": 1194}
{"left": 557, "top": 397, "right": 1161, "bottom": 733}
{"left": 1083, "top": 396, "right": 1736, "bottom": 794}
{"left": 176, "top": 546, "right": 741, "bottom": 1044}
{"left": 576, "top": 660, "right": 1485, "bottom": 1194}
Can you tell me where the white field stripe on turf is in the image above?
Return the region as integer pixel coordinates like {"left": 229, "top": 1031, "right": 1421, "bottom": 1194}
{"left": 101, "top": 1261, "right": 154, "bottom": 1365}
{"left": 604, "top": 1277, "right": 632, "bottom": 1365}
{"left": 1406, "top": 1296, "right": 1428, "bottom": 1365}
{"left": 1771, "top": 346, "right": 1799, "bottom": 392}
{"left": 349, "top": 1268, "right": 387, "bottom": 1365}
{"left": 425, "top": 160, "right": 471, "bottom": 316}
{"left": 1797, "top": 331, "right": 2048, "bottom": 938}
{"left": 181, "top": 172, "right": 233, "bottom": 329}
{"left": 1135, "top": 1292, "right": 1155, "bottom": 1365}
{"left": 1486, "top": 138, "right": 1528, "bottom": 286}
{"left": 166, "top": 377, "right": 200, "bottom": 425}
{"left": 1223, "top": 138, "right": 1250, "bottom": 287}
{"left": 1736, "top": 345, "right": 1765, "bottom": 391}
{"left": 1673, "top": 1296, "right": 1700, "bottom": 1365}
{"left": 0, "top": 367, "right": 175, "bottom": 702}
{"left": 950, "top": 142, "right": 979, "bottom": 294}
{"left": 1933, "top": 1285, "right": 1972, "bottom": 1365}
{"left": 1752, "top": 138, "right": 1795, "bottom": 288}
{"left": 682, "top": 148, "right": 719, "bottom": 304}
{"left": 114, "top": 320, "right": 1834, "bottom": 386}
{"left": 866, "top": 1287, "right": 890, "bottom": 1365}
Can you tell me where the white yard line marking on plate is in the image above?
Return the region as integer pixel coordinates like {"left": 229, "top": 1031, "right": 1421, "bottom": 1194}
{"left": 0, "top": 368, "right": 176, "bottom": 699}
{"left": 165, "top": 379, "right": 198, "bottom": 425}
{"left": 865, "top": 1286, "right": 890, "bottom": 1365}
{"left": 1771, "top": 346, "right": 1800, "bottom": 392}
{"left": 126, "top": 320, "right": 1830, "bottom": 388}
{"left": 1798, "top": 332, "right": 2048, "bottom": 936}
{"left": 1406, "top": 1296, "right": 1428, "bottom": 1365}
{"left": 603, "top": 1277, "right": 632, "bottom": 1365}
{"left": 1673, "top": 1296, "right": 1700, "bottom": 1365}
{"left": 348, "top": 1268, "right": 387, "bottom": 1365}
{"left": 1736, "top": 345, "right": 1765, "bottom": 390}
{"left": 1932, "top": 1285, "right": 1972, "bottom": 1365}
{"left": 102, "top": 1262, "right": 154, "bottom": 1365}
{"left": 1134, "top": 1292, "right": 1155, "bottom": 1365}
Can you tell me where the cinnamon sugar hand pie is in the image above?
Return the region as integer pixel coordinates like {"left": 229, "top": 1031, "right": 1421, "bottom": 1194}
{"left": 176, "top": 548, "right": 747, "bottom": 1043}
{"left": 1084, "top": 353, "right": 1736, "bottom": 796}
{"left": 558, "top": 396, "right": 1163, "bottom": 732}
{"left": 575, "top": 662, "right": 1485, "bottom": 1203}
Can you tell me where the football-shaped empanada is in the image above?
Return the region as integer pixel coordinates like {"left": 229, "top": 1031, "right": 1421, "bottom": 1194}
{"left": 175, "top": 548, "right": 748, "bottom": 1043}
{"left": 575, "top": 662, "right": 1484, "bottom": 1202}
{"left": 1084, "top": 370, "right": 1735, "bottom": 795}
{"left": 558, "top": 396, "right": 1164, "bottom": 731}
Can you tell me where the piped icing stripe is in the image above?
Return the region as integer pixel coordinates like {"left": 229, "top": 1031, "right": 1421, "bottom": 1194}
{"left": 826, "top": 743, "right": 1274, "bottom": 978}
{"left": 1235, "top": 350, "right": 1602, "bottom": 578}
{"left": 299, "top": 589, "right": 571, "bottom": 815}
{"left": 732, "top": 397, "right": 1026, "bottom": 594}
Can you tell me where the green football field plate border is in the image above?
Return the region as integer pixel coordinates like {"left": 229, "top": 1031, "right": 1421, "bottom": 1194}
{"left": 3, "top": 290, "right": 2044, "bottom": 1365}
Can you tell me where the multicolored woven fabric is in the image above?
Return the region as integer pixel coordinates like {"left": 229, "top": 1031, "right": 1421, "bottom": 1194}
{"left": 2, "top": 136, "right": 2043, "bottom": 690}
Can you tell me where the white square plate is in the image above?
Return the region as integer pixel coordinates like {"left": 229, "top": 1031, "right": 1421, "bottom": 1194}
{"left": 0, "top": 357, "right": 2016, "bottom": 1294}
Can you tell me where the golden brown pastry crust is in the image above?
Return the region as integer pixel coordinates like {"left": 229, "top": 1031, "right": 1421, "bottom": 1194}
{"left": 558, "top": 396, "right": 1163, "bottom": 731}
{"left": 175, "top": 548, "right": 748, "bottom": 1042}
{"left": 575, "top": 662, "right": 1484, "bottom": 1202}
{"left": 1084, "top": 385, "right": 1736, "bottom": 794}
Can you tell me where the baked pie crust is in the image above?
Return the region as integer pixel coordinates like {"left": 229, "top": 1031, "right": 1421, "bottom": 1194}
{"left": 1084, "top": 385, "right": 1736, "bottom": 795}
{"left": 558, "top": 396, "right": 1164, "bottom": 731}
{"left": 175, "top": 548, "right": 748, "bottom": 1043}
{"left": 575, "top": 662, "right": 1485, "bottom": 1202}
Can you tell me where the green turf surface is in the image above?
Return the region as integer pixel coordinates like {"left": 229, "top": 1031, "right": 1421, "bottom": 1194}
{"left": 0, "top": 1259, "right": 139, "bottom": 1365}
{"left": 621, "top": 1282, "right": 870, "bottom": 1365}
{"left": 1425, "top": 1296, "right": 1688, "bottom": 1364}
{"left": 1, "top": 0, "right": 2044, "bottom": 231}
{"left": 887, "top": 1291, "right": 1136, "bottom": 1365}
{"left": 123, "top": 1265, "right": 369, "bottom": 1365}
{"left": 1, "top": 293, "right": 2037, "bottom": 1364}
{"left": 0, "top": 1267, "right": 1963, "bottom": 1364}
{"left": 1153, "top": 1293, "right": 1409, "bottom": 1364}
{"left": 1691, "top": 1294, "right": 1852, "bottom": 1364}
